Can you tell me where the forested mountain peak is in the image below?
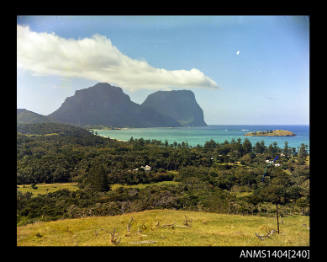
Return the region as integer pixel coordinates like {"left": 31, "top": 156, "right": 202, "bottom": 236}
{"left": 17, "top": 108, "right": 54, "bottom": 124}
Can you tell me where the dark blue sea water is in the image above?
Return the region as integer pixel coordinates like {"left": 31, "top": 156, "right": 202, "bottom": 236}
{"left": 93, "top": 125, "right": 309, "bottom": 151}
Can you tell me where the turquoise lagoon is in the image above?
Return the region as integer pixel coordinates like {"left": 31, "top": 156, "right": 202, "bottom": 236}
{"left": 92, "top": 125, "right": 309, "bottom": 150}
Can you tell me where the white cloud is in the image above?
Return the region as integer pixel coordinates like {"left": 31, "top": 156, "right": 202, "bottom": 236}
{"left": 17, "top": 25, "right": 219, "bottom": 91}
{"left": 236, "top": 50, "right": 240, "bottom": 55}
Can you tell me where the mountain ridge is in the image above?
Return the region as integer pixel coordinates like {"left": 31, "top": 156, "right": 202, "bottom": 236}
{"left": 17, "top": 109, "right": 55, "bottom": 124}
{"left": 48, "top": 83, "right": 181, "bottom": 128}
{"left": 19, "top": 83, "right": 207, "bottom": 128}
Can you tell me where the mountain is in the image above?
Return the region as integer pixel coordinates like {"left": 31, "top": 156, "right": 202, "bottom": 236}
{"left": 48, "top": 83, "right": 180, "bottom": 128}
{"left": 141, "top": 90, "right": 207, "bottom": 126}
{"left": 17, "top": 109, "right": 54, "bottom": 124}
{"left": 17, "top": 122, "right": 94, "bottom": 137}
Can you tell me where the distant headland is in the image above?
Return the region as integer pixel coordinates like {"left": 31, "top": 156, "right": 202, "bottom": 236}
{"left": 244, "top": 129, "right": 296, "bottom": 137}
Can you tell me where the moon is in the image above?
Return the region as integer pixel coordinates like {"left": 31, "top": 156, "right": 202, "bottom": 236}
{"left": 236, "top": 50, "right": 240, "bottom": 55}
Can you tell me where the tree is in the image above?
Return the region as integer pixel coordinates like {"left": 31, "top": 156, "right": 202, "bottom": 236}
{"left": 86, "top": 165, "right": 110, "bottom": 192}
{"left": 242, "top": 138, "right": 252, "bottom": 154}
{"left": 298, "top": 144, "right": 308, "bottom": 160}
{"left": 255, "top": 141, "right": 265, "bottom": 154}
{"left": 232, "top": 138, "right": 244, "bottom": 157}
{"left": 296, "top": 197, "right": 310, "bottom": 215}
{"left": 138, "top": 138, "right": 145, "bottom": 147}
{"left": 254, "top": 171, "right": 297, "bottom": 234}
{"left": 204, "top": 139, "right": 216, "bottom": 149}
{"left": 240, "top": 153, "right": 253, "bottom": 165}
{"left": 283, "top": 141, "right": 289, "bottom": 156}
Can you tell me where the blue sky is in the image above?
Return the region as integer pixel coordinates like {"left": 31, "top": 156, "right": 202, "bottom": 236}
{"left": 17, "top": 16, "right": 309, "bottom": 125}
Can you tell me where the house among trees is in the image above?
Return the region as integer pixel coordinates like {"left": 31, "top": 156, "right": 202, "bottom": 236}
{"left": 140, "top": 165, "right": 151, "bottom": 171}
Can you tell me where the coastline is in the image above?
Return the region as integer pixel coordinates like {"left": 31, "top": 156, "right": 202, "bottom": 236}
{"left": 89, "top": 125, "right": 309, "bottom": 150}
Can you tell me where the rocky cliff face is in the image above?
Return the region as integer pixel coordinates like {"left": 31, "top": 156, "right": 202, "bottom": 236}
{"left": 48, "top": 83, "right": 180, "bottom": 128}
{"left": 141, "top": 90, "right": 207, "bottom": 127}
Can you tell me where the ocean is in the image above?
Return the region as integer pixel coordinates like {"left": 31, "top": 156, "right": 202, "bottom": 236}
{"left": 93, "top": 125, "right": 309, "bottom": 151}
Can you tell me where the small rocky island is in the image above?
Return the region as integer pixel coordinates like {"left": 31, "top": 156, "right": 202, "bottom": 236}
{"left": 244, "top": 129, "right": 296, "bottom": 137}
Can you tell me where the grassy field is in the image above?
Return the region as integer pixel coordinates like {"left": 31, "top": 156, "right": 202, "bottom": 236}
{"left": 17, "top": 209, "right": 309, "bottom": 246}
{"left": 21, "top": 133, "right": 59, "bottom": 137}
{"left": 231, "top": 191, "right": 253, "bottom": 198}
{"left": 17, "top": 183, "right": 79, "bottom": 196}
{"left": 111, "top": 180, "right": 180, "bottom": 190}
{"left": 17, "top": 181, "right": 180, "bottom": 196}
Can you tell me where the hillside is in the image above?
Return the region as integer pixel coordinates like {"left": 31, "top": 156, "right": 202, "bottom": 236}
{"left": 17, "top": 209, "right": 309, "bottom": 246}
{"left": 17, "top": 122, "right": 96, "bottom": 137}
{"left": 17, "top": 109, "right": 54, "bottom": 124}
{"left": 142, "top": 90, "right": 207, "bottom": 126}
{"left": 17, "top": 122, "right": 310, "bottom": 239}
{"left": 49, "top": 83, "right": 180, "bottom": 128}
{"left": 17, "top": 122, "right": 111, "bottom": 184}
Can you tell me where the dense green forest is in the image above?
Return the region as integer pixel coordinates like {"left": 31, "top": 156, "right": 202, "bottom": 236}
{"left": 17, "top": 122, "right": 310, "bottom": 226}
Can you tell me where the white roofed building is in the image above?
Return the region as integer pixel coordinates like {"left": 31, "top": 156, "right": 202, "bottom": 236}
{"left": 140, "top": 165, "right": 151, "bottom": 171}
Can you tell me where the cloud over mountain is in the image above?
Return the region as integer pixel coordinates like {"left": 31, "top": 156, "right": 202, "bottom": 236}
{"left": 17, "top": 25, "right": 218, "bottom": 91}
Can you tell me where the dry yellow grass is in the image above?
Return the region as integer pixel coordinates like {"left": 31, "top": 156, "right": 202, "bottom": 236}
{"left": 17, "top": 183, "right": 79, "bottom": 196}
{"left": 17, "top": 209, "right": 309, "bottom": 246}
{"left": 17, "top": 181, "right": 180, "bottom": 197}
{"left": 111, "top": 181, "right": 180, "bottom": 190}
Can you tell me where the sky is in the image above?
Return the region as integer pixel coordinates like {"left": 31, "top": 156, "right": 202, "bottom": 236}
{"left": 17, "top": 16, "right": 309, "bottom": 125}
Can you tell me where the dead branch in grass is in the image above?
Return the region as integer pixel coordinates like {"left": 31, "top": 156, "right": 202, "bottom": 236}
{"left": 125, "top": 217, "right": 134, "bottom": 236}
{"left": 110, "top": 228, "right": 121, "bottom": 245}
{"left": 175, "top": 225, "right": 188, "bottom": 228}
{"left": 161, "top": 223, "right": 176, "bottom": 229}
{"left": 255, "top": 229, "right": 276, "bottom": 240}
{"left": 137, "top": 223, "right": 148, "bottom": 236}
{"left": 129, "top": 240, "right": 157, "bottom": 245}
{"left": 151, "top": 220, "right": 160, "bottom": 231}
{"left": 184, "top": 216, "right": 192, "bottom": 227}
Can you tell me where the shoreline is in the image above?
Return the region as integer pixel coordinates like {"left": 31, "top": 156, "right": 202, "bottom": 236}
{"left": 88, "top": 126, "right": 309, "bottom": 150}
{"left": 90, "top": 124, "right": 309, "bottom": 130}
